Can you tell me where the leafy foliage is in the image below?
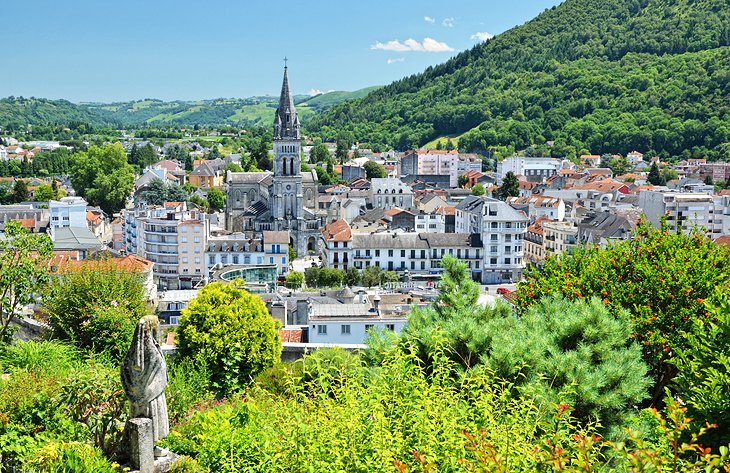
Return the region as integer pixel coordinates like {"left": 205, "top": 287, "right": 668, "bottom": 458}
{"left": 70, "top": 143, "right": 135, "bottom": 215}
{"left": 672, "top": 289, "right": 730, "bottom": 448}
{"left": 43, "top": 266, "right": 150, "bottom": 360}
{"left": 0, "top": 221, "right": 53, "bottom": 341}
{"left": 516, "top": 221, "right": 730, "bottom": 404}
{"left": 207, "top": 187, "right": 226, "bottom": 212}
{"left": 177, "top": 281, "right": 282, "bottom": 395}
{"left": 285, "top": 271, "right": 304, "bottom": 289}
{"left": 363, "top": 160, "right": 386, "bottom": 178}
{"left": 138, "top": 177, "right": 189, "bottom": 205}
{"left": 497, "top": 171, "right": 519, "bottom": 200}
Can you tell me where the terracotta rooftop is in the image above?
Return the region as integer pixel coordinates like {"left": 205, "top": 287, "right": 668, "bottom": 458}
{"left": 321, "top": 219, "right": 352, "bottom": 242}
{"left": 50, "top": 254, "right": 154, "bottom": 274}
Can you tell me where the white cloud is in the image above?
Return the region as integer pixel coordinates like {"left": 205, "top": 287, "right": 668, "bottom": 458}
{"left": 307, "top": 89, "right": 324, "bottom": 96}
{"left": 471, "top": 31, "right": 494, "bottom": 42}
{"left": 371, "top": 37, "right": 454, "bottom": 53}
{"left": 442, "top": 17, "right": 454, "bottom": 27}
{"left": 424, "top": 16, "right": 435, "bottom": 23}
{"left": 387, "top": 57, "right": 405, "bottom": 64}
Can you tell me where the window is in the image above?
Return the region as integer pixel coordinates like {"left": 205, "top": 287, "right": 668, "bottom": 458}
{"left": 490, "top": 257, "right": 497, "bottom": 265}
{"left": 317, "top": 325, "right": 327, "bottom": 335}
{"left": 182, "top": 257, "right": 189, "bottom": 263}
{"left": 375, "top": 250, "right": 380, "bottom": 257}
{"left": 365, "top": 324, "right": 374, "bottom": 332}
{"left": 341, "top": 324, "right": 351, "bottom": 335}
{"left": 386, "top": 324, "right": 395, "bottom": 331}
{"left": 194, "top": 257, "right": 200, "bottom": 264}
{"left": 269, "top": 257, "right": 274, "bottom": 264}
{"left": 194, "top": 237, "right": 200, "bottom": 243}
{"left": 401, "top": 250, "right": 405, "bottom": 257}
{"left": 194, "top": 226, "right": 201, "bottom": 233}
{"left": 180, "top": 226, "right": 187, "bottom": 233}
{"left": 505, "top": 258, "right": 511, "bottom": 264}
{"left": 169, "top": 316, "right": 179, "bottom": 325}
{"left": 181, "top": 237, "right": 188, "bottom": 243}
{"left": 181, "top": 247, "right": 188, "bottom": 253}
{"left": 233, "top": 255, "right": 239, "bottom": 264}
{"left": 388, "top": 250, "right": 393, "bottom": 257}
{"left": 281, "top": 257, "right": 286, "bottom": 265}
{"left": 208, "top": 255, "right": 215, "bottom": 264}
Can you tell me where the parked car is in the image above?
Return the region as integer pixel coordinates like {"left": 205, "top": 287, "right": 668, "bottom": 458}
{"left": 496, "top": 287, "right": 511, "bottom": 295}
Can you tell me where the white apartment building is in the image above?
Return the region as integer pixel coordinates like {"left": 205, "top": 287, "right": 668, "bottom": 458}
{"left": 206, "top": 231, "right": 290, "bottom": 278}
{"left": 415, "top": 213, "right": 446, "bottom": 233}
{"left": 639, "top": 190, "right": 722, "bottom": 237}
{"left": 369, "top": 177, "right": 414, "bottom": 210}
{"left": 122, "top": 202, "right": 209, "bottom": 290}
{"left": 0, "top": 146, "right": 6, "bottom": 161}
{"left": 48, "top": 197, "right": 88, "bottom": 238}
{"left": 308, "top": 305, "right": 406, "bottom": 344}
{"left": 542, "top": 220, "right": 578, "bottom": 257}
{"left": 507, "top": 195, "right": 566, "bottom": 222}
{"left": 400, "top": 150, "right": 459, "bottom": 187}
{"left": 497, "top": 156, "right": 565, "bottom": 181}
{"left": 456, "top": 196, "right": 529, "bottom": 283}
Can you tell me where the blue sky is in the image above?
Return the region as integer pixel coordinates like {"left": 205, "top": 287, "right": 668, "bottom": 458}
{"left": 3, "top": 0, "right": 562, "bottom": 103}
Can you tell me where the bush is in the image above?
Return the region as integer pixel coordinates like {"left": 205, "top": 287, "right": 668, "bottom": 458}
{"left": 43, "top": 266, "right": 150, "bottom": 360}
{"left": 23, "top": 441, "right": 116, "bottom": 473}
{"left": 177, "top": 281, "right": 281, "bottom": 395}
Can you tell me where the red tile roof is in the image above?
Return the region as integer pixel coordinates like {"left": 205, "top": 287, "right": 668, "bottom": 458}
{"left": 321, "top": 219, "right": 352, "bottom": 242}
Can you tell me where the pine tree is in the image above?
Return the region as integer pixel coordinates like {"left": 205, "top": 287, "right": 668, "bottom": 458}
{"left": 647, "top": 162, "right": 665, "bottom": 185}
{"left": 497, "top": 171, "right": 519, "bottom": 200}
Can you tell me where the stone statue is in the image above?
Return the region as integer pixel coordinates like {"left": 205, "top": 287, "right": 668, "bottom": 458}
{"left": 121, "top": 315, "right": 169, "bottom": 444}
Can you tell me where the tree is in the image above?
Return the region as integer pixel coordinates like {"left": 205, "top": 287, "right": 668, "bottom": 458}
{"left": 304, "top": 267, "right": 320, "bottom": 287}
{"left": 647, "top": 162, "right": 666, "bottom": 185}
{"left": 138, "top": 178, "right": 189, "bottom": 205}
{"left": 497, "top": 172, "right": 519, "bottom": 200}
{"left": 309, "top": 142, "right": 330, "bottom": 164}
{"left": 482, "top": 296, "right": 649, "bottom": 431}
{"left": 318, "top": 268, "right": 345, "bottom": 288}
{"left": 458, "top": 174, "right": 469, "bottom": 188}
{"left": 43, "top": 264, "right": 150, "bottom": 360}
{"left": 379, "top": 271, "right": 400, "bottom": 287}
{"left": 224, "top": 162, "right": 243, "bottom": 173}
{"left": 0, "top": 221, "right": 53, "bottom": 342}
{"left": 207, "top": 187, "right": 225, "bottom": 212}
{"left": 516, "top": 220, "right": 730, "bottom": 406}
{"left": 12, "top": 179, "right": 29, "bottom": 203}
{"left": 363, "top": 160, "right": 386, "bottom": 179}
{"left": 344, "top": 266, "right": 361, "bottom": 287}
{"left": 129, "top": 143, "right": 157, "bottom": 168}
{"left": 33, "top": 183, "right": 57, "bottom": 202}
{"left": 177, "top": 281, "right": 281, "bottom": 394}
{"left": 71, "top": 143, "right": 135, "bottom": 215}
{"left": 285, "top": 271, "right": 304, "bottom": 290}
{"left": 361, "top": 265, "right": 382, "bottom": 288}
{"left": 608, "top": 156, "right": 632, "bottom": 176}
{"left": 335, "top": 131, "right": 354, "bottom": 163}
{"left": 471, "top": 183, "right": 486, "bottom": 196}
{"left": 288, "top": 245, "right": 296, "bottom": 262}
{"left": 704, "top": 175, "right": 714, "bottom": 185}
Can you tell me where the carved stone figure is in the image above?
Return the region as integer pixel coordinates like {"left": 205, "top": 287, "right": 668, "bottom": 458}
{"left": 121, "top": 315, "right": 169, "bottom": 442}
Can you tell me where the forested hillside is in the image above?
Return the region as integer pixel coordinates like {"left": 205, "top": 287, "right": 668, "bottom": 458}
{"left": 309, "top": 0, "right": 730, "bottom": 160}
{"left": 0, "top": 88, "right": 380, "bottom": 131}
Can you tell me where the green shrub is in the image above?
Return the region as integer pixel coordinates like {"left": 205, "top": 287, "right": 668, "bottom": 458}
{"left": 23, "top": 441, "right": 115, "bottom": 473}
{"left": 43, "top": 267, "right": 150, "bottom": 360}
{"left": 0, "top": 340, "right": 80, "bottom": 377}
{"left": 169, "top": 454, "right": 207, "bottom": 473}
{"left": 254, "top": 361, "right": 303, "bottom": 395}
{"left": 177, "top": 281, "right": 281, "bottom": 395}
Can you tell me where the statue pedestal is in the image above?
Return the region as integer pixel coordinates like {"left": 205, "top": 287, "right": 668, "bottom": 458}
{"left": 128, "top": 418, "right": 154, "bottom": 473}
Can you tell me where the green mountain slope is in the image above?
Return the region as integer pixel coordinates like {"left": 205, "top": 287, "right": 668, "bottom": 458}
{"left": 0, "top": 88, "right": 378, "bottom": 130}
{"left": 0, "top": 97, "right": 105, "bottom": 131}
{"left": 309, "top": 0, "right": 730, "bottom": 159}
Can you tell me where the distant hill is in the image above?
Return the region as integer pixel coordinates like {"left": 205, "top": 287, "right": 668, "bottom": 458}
{"left": 0, "top": 87, "right": 380, "bottom": 130}
{"left": 309, "top": 0, "right": 730, "bottom": 160}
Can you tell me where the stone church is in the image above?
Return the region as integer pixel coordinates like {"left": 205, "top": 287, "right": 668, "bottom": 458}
{"left": 226, "top": 66, "right": 321, "bottom": 255}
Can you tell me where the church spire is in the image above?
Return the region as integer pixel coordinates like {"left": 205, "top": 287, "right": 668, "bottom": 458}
{"left": 274, "top": 63, "right": 300, "bottom": 140}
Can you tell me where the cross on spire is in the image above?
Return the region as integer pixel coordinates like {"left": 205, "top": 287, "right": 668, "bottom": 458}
{"left": 283, "top": 56, "right": 288, "bottom": 68}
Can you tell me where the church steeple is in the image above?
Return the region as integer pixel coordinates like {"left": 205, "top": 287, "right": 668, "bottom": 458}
{"left": 274, "top": 64, "right": 300, "bottom": 140}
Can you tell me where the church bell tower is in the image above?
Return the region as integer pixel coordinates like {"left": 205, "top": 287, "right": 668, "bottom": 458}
{"left": 270, "top": 63, "right": 304, "bottom": 224}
